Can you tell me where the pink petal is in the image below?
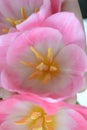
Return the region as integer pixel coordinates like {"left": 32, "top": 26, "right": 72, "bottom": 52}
{"left": 7, "top": 27, "right": 63, "bottom": 65}
{"left": 0, "top": 32, "right": 20, "bottom": 46}
{"left": 67, "top": 109, "right": 87, "bottom": 130}
{"left": 55, "top": 108, "right": 87, "bottom": 130}
{"left": 56, "top": 44, "right": 87, "bottom": 74}
{"left": 0, "top": 0, "right": 38, "bottom": 19}
{"left": 44, "top": 12, "right": 85, "bottom": 48}
{"left": 0, "top": 46, "right": 8, "bottom": 72}
{"left": 0, "top": 96, "right": 87, "bottom": 130}
{"left": 0, "top": 32, "right": 20, "bottom": 72}
{"left": 17, "top": 0, "right": 51, "bottom": 31}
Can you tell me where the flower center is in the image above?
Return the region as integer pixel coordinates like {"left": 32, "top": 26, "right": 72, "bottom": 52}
{"left": 6, "top": 7, "right": 27, "bottom": 27}
{"left": 2, "top": 7, "right": 39, "bottom": 33}
{"left": 21, "top": 46, "right": 60, "bottom": 84}
{"left": 15, "top": 106, "right": 55, "bottom": 130}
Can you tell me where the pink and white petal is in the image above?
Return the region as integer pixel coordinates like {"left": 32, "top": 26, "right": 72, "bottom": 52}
{"left": 17, "top": 0, "right": 51, "bottom": 31}
{"left": 45, "top": 72, "right": 84, "bottom": 98}
{"left": 0, "top": 32, "right": 20, "bottom": 46}
{"left": 0, "top": 0, "right": 36, "bottom": 19}
{"left": 0, "top": 121, "right": 28, "bottom": 130}
{"left": 0, "top": 46, "right": 8, "bottom": 72}
{"left": 12, "top": 94, "right": 61, "bottom": 114}
{"left": 66, "top": 109, "right": 87, "bottom": 130}
{"left": 55, "top": 108, "right": 87, "bottom": 130}
{"left": 55, "top": 109, "right": 72, "bottom": 130}
{"left": 2, "top": 68, "right": 84, "bottom": 99}
{"left": 56, "top": 44, "right": 87, "bottom": 74}
{"left": 7, "top": 27, "right": 63, "bottom": 65}
{"left": 0, "top": 94, "right": 60, "bottom": 116}
{"left": 56, "top": 101, "right": 87, "bottom": 121}
{"left": 1, "top": 69, "right": 21, "bottom": 92}
{"left": 0, "top": 32, "right": 20, "bottom": 72}
{"left": 44, "top": 12, "right": 85, "bottom": 48}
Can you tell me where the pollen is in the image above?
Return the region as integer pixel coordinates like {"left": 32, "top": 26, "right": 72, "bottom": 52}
{"left": 15, "top": 106, "right": 55, "bottom": 130}
{"left": 21, "top": 46, "right": 60, "bottom": 84}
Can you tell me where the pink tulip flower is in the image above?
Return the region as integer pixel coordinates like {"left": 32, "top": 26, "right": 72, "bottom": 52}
{"left": 0, "top": 0, "right": 61, "bottom": 35}
{"left": 0, "top": 23, "right": 87, "bottom": 99}
{"left": 0, "top": 94, "right": 87, "bottom": 130}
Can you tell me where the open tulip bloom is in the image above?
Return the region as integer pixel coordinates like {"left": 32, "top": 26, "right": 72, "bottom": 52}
{"left": 0, "top": 11, "right": 87, "bottom": 99}
{"left": 0, "top": 94, "right": 87, "bottom": 130}
{"left": 0, "top": 0, "right": 62, "bottom": 35}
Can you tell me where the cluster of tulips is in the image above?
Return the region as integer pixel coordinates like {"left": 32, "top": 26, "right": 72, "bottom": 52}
{"left": 0, "top": 0, "right": 87, "bottom": 130}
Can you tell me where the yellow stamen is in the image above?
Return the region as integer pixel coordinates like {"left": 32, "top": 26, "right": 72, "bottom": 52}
{"left": 36, "top": 62, "right": 48, "bottom": 71}
{"left": 29, "top": 71, "right": 42, "bottom": 80}
{"left": 6, "top": 7, "right": 27, "bottom": 28}
{"left": 34, "top": 7, "right": 39, "bottom": 13}
{"left": 43, "top": 73, "right": 51, "bottom": 84}
{"left": 31, "top": 112, "right": 41, "bottom": 120}
{"left": 21, "top": 7, "right": 27, "bottom": 19}
{"left": 21, "top": 60, "right": 35, "bottom": 68}
{"left": 50, "top": 66, "right": 58, "bottom": 72}
{"left": 30, "top": 46, "right": 44, "bottom": 61}
{"left": 14, "top": 19, "right": 23, "bottom": 25}
{"left": 47, "top": 48, "right": 53, "bottom": 63}
{"left": 6, "top": 18, "right": 16, "bottom": 27}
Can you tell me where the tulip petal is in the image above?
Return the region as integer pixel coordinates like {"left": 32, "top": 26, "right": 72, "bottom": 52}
{"left": 44, "top": 12, "right": 85, "bottom": 48}
{"left": 56, "top": 44, "right": 87, "bottom": 74}
{"left": 17, "top": 0, "right": 51, "bottom": 31}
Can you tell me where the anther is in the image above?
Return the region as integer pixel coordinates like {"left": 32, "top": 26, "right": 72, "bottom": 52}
{"left": 30, "top": 46, "right": 44, "bottom": 61}
{"left": 36, "top": 62, "right": 48, "bottom": 71}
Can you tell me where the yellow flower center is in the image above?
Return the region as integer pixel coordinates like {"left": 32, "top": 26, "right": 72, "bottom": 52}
{"left": 21, "top": 47, "right": 60, "bottom": 84}
{"left": 6, "top": 7, "right": 27, "bottom": 27}
{"left": 15, "top": 106, "right": 55, "bottom": 130}
{"left": 2, "top": 7, "right": 39, "bottom": 33}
